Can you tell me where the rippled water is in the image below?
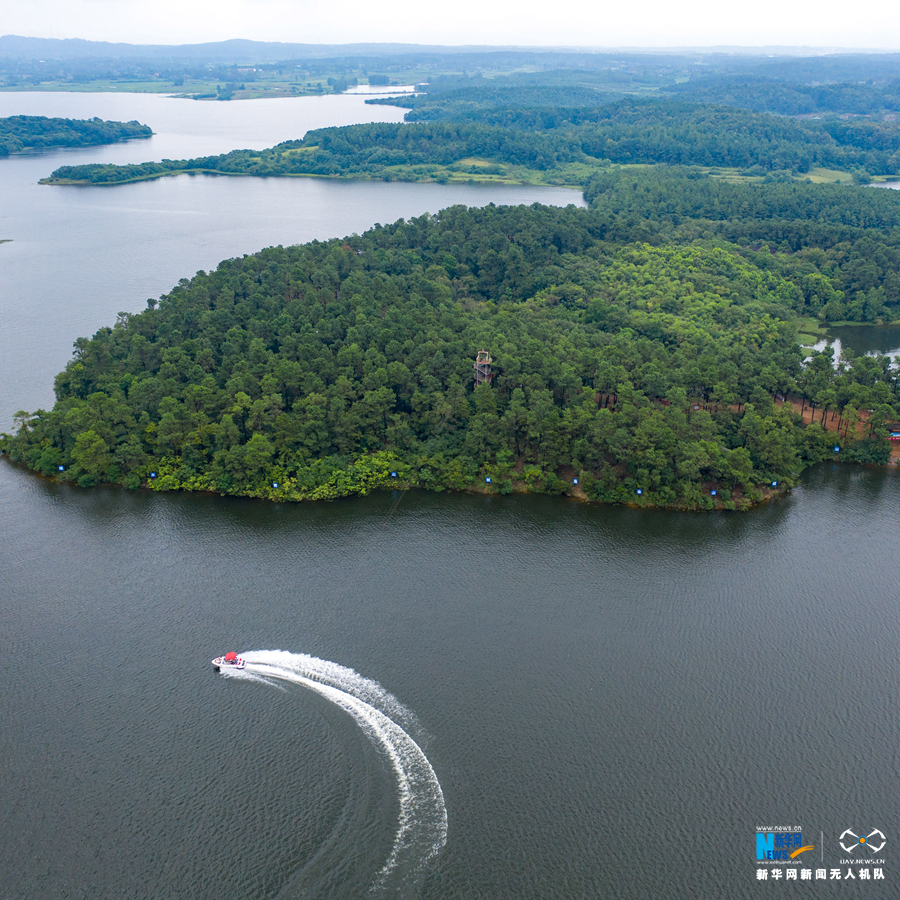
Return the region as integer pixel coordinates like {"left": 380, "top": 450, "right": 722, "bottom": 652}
{"left": 1, "top": 93, "right": 898, "bottom": 900}
{"left": 1, "top": 463, "right": 899, "bottom": 899}
{"left": 232, "top": 650, "right": 447, "bottom": 897}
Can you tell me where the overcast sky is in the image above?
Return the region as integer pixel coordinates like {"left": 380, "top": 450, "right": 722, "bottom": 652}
{"left": 1, "top": 0, "right": 898, "bottom": 51}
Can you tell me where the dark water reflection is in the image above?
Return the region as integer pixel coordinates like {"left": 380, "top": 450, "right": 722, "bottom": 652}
{"left": 2, "top": 459, "right": 898, "bottom": 899}
{"left": 828, "top": 324, "right": 900, "bottom": 359}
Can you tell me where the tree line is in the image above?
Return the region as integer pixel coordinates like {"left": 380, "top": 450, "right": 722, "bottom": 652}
{"left": 663, "top": 75, "right": 900, "bottom": 117}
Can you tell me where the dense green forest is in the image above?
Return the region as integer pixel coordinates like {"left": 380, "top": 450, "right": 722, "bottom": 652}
{"left": 663, "top": 75, "right": 900, "bottom": 116}
{"left": 586, "top": 168, "right": 900, "bottom": 322}
{"left": 373, "top": 89, "right": 900, "bottom": 173}
{"left": 0, "top": 115, "right": 152, "bottom": 156}
{"left": 3, "top": 197, "right": 898, "bottom": 508}
{"left": 367, "top": 83, "right": 617, "bottom": 119}
{"left": 371, "top": 64, "right": 900, "bottom": 118}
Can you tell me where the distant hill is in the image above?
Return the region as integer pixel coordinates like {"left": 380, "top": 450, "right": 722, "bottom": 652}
{"left": 0, "top": 35, "right": 503, "bottom": 62}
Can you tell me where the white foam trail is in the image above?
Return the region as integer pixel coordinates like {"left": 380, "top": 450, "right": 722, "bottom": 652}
{"left": 224, "top": 650, "right": 447, "bottom": 887}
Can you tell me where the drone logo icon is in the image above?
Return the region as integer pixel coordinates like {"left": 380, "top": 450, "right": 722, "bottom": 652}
{"left": 839, "top": 828, "right": 886, "bottom": 855}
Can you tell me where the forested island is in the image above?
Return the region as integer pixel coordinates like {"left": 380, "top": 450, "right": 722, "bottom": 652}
{"left": 3, "top": 172, "right": 899, "bottom": 508}
{"left": 0, "top": 115, "right": 152, "bottom": 156}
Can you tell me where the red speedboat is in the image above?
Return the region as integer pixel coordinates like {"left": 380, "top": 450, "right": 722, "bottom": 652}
{"left": 212, "top": 651, "right": 245, "bottom": 669}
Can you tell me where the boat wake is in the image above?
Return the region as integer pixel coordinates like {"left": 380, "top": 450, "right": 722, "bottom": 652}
{"left": 220, "top": 650, "right": 447, "bottom": 894}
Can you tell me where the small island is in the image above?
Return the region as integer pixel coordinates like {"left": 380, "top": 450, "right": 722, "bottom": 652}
{"left": 0, "top": 115, "right": 152, "bottom": 157}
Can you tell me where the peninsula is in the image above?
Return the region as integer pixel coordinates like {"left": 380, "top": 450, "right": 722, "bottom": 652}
{"left": 37, "top": 99, "right": 900, "bottom": 187}
{"left": 2, "top": 184, "right": 898, "bottom": 509}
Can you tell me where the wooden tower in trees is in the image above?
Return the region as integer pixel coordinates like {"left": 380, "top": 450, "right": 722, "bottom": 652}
{"left": 474, "top": 349, "right": 493, "bottom": 386}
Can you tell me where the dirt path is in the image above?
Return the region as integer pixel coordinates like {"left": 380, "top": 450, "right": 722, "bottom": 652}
{"left": 776, "top": 398, "right": 870, "bottom": 439}
{"left": 777, "top": 398, "right": 900, "bottom": 465}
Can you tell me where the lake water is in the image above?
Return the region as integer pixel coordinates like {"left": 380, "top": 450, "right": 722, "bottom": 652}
{"left": 343, "top": 85, "right": 418, "bottom": 94}
{"left": 1, "top": 94, "right": 899, "bottom": 900}
{"left": 810, "top": 324, "right": 900, "bottom": 365}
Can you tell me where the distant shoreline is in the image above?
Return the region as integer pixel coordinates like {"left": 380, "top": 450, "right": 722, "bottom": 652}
{"left": 40, "top": 166, "right": 572, "bottom": 188}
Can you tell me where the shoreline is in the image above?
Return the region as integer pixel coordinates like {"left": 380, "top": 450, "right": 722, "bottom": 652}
{"left": 9, "top": 450, "right": 897, "bottom": 511}
{"left": 39, "top": 167, "right": 576, "bottom": 189}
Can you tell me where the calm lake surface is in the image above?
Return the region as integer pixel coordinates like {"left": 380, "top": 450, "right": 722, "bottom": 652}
{"left": 812, "top": 324, "right": 900, "bottom": 366}
{"left": 1, "top": 94, "right": 899, "bottom": 900}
